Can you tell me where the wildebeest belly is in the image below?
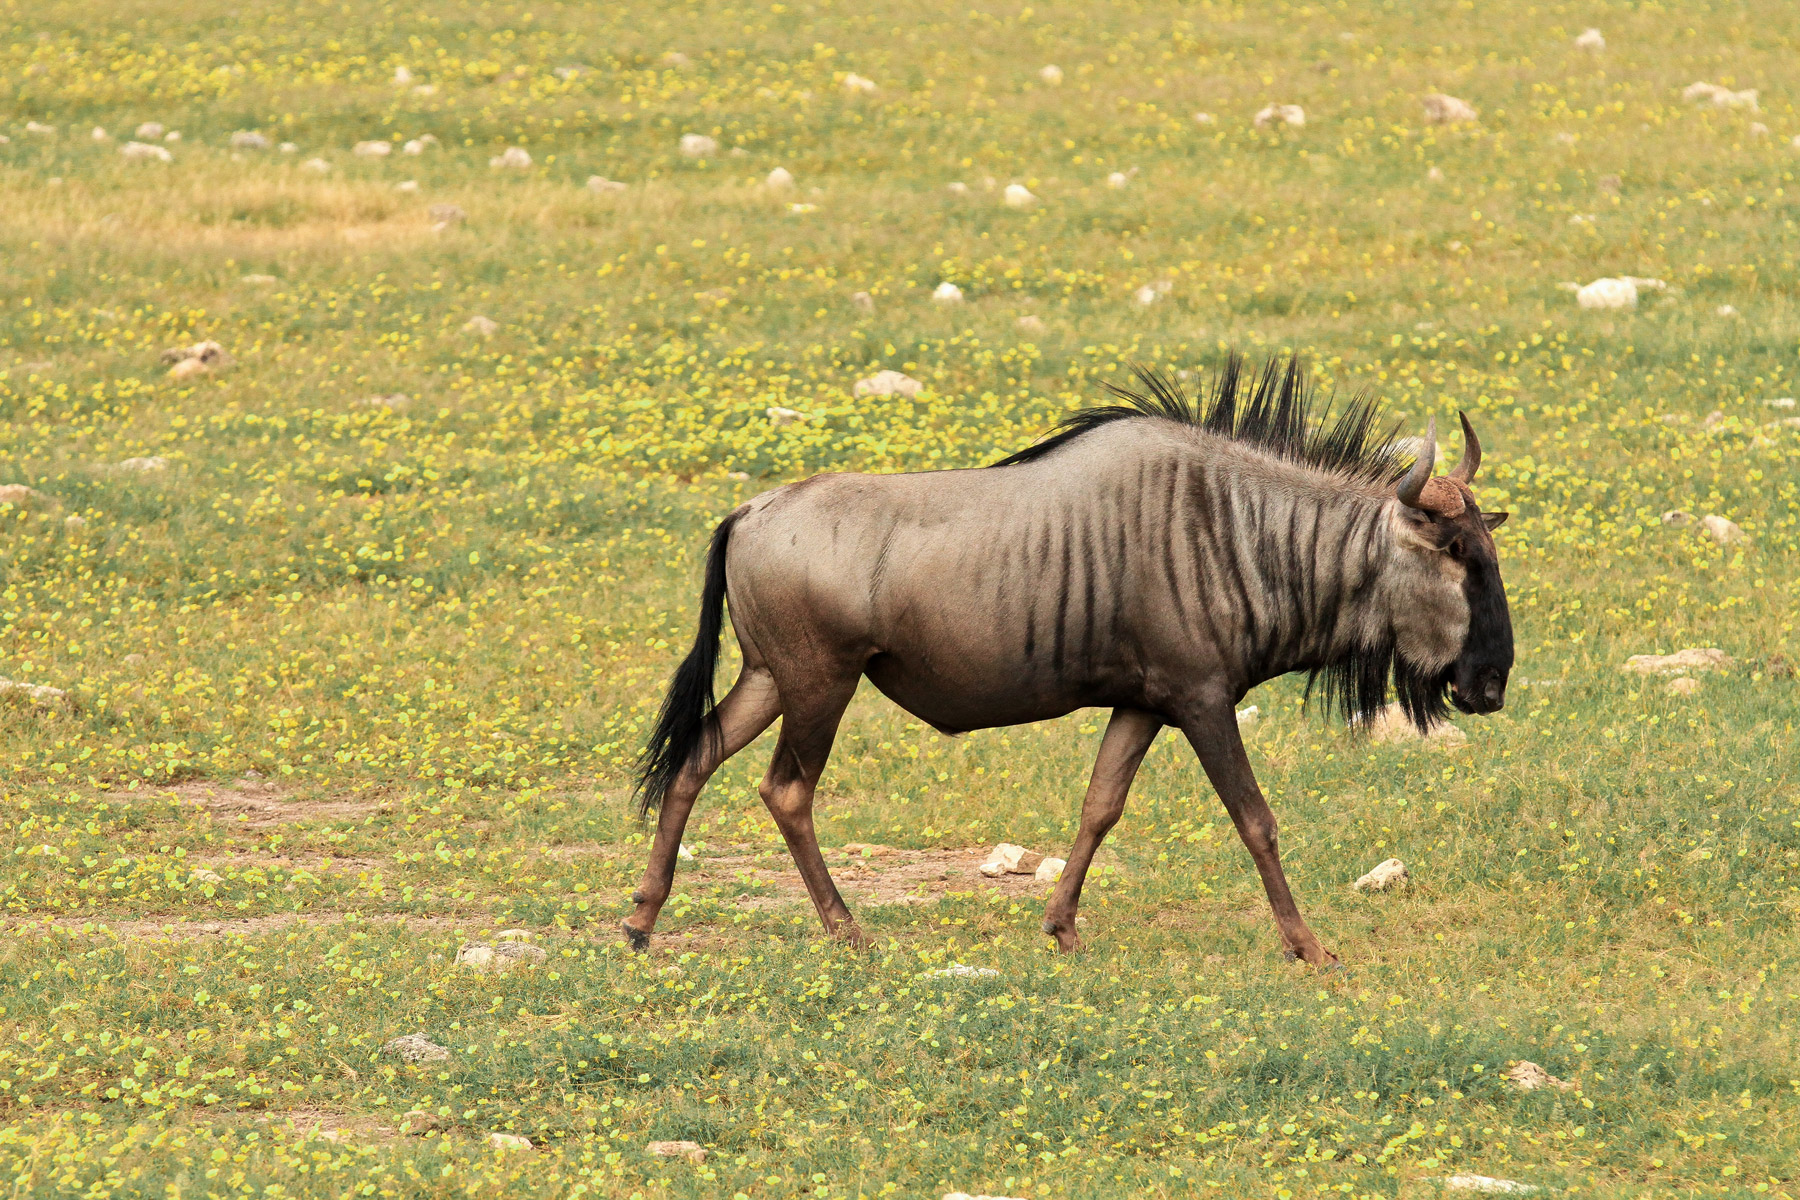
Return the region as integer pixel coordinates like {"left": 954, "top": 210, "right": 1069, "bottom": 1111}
{"left": 861, "top": 648, "right": 1105, "bottom": 734}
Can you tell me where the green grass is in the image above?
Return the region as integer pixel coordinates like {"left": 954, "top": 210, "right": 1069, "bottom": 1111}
{"left": 0, "top": 0, "right": 1798, "bottom": 1195}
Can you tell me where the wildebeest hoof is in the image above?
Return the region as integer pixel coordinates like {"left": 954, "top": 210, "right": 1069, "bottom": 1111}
{"left": 621, "top": 921, "right": 652, "bottom": 952}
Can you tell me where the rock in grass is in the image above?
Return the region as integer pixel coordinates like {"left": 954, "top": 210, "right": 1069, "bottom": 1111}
{"left": 1574, "top": 27, "right": 1605, "bottom": 51}
{"left": 1442, "top": 1177, "right": 1540, "bottom": 1195}
{"left": 1353, "top": 858, "right": 1408, "bottom": 891}
{"left": 0, "top": 484, "right": 49, "bottom": 507}
{"left": 1002, "top": 183, "right": 1037, "bottom": 209}
{"left": 646, "top": 1140, "right": 707, "bottom": 1163}
{"left": 1361, "top": 702, "right": 1467, "bottom": 746}
{"left": 1621, "top": 648, "right": 1731, "bottom": 675}
{"left": 489, "top": 146, "right": 531, "bottom": 169}
{"left": 766, "top": 406, "right": 805, "bottom": 428}
{"left": 933, "top": 281, "right": 965, "bottom": 304}
{"left": 926, "top": 964, "right": 999, "bottom": 980}
{"left": 114, "top": 456, "right": 169, "bottom": 472}
{"left": 1666, "top": 676, "right": 1701, "bottom": 697}
{"left": 1016, "top": 314, "right": 1047, "bottom": 334}
{"left": 381, "top": 1032, "right": 452, "bottom": 1063}
{"left": 1502, "top": 1060, "right": 1573, "bottom": 1092}
{"left": 1701, "top": 514, "right": 1745, "bottom": 545}
{"left": 979, "top": 843, "right": 1042, "bottom": 877}
{"left": 486, "top": 1132, "right": 532, "bottom": 1150}
{"left": 1033, "top": 857, "right": 1066, "bottom": 883}
{"left": 229, "top": 130, "right": 271, "bottom": 150}
{"left": 1422, "top": 93, "right": 1479, "bottom": 124}
{"left": 353, "top": 140, "right": 391, "bottom": 157}
{"left": 455, "top": 941, "right": 548, "bottom": 971}
{"left": 1659, "top": 509, "right": 1694, "bottom": 527}
{"left": 0, "top": 678, "right": 72, "bottom": 712}
{"left": 463, "top": 315, "right": 499, "bottom": 337}
{"left": 678, "top": 133, "right": 718, "bottom": 158}
{"left": 135, "top": 122, "right": 165, "bottom": 140}
{"left": 428, "top": 203, "right": 466, "bottom": 225}
{"left": 1253, "top": 103, "right": 1305, "bottom": 128}
{"left": 161, "top": 341, "right": 230, "bottom": 379}
{"left": 587, "top": 175, "right": 627, "bottom": 193}
{"left": 119, "top": 141, "right": 172, "bottom": 162}
{"left": 854, "top": 370, "right": 921, "bottom": 400}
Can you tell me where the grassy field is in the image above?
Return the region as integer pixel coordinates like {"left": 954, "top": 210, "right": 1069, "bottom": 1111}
{"left": 0, "top": 0, "right": 1797, "bottom": 1195}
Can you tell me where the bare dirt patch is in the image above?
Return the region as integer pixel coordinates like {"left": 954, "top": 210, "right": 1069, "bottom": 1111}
{"left": 106, "top": 780, "right": 386, "bottom": 827}
{"left": 4, "top": 911, "right": 483, "bottom": 940}
{"left": 690, "top": 844, "right": 1064, "bottom": 909}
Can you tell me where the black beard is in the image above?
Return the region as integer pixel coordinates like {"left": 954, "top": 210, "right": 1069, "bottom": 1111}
{"left": 1308, "top": 639, "right": 1454, "bottom": 732}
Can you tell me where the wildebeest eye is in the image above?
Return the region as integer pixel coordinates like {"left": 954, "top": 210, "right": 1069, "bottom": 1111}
{"left": 1445, "top": 535, "right": 1467, "bottom": 559}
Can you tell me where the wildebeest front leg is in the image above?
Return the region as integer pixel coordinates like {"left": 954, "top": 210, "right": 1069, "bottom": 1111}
{"left": 1042, "top": 708, "right": 1162, "bottom": 952}
{"left": 758, "top": 677, "right": 868, "bottom": 946}
{"left": 622, "top": 670, "right": 781, "bottom": 950}
{"left": 1182, "top": 706, "right": 1339, "bottom": 968}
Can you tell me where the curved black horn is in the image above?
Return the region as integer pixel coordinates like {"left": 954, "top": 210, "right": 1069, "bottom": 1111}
{"left": 1396, "top": 417, "right": 1436, "bottom": 509}
{"left": 1449, "top": 410, "right": 1481, "bottom": 484}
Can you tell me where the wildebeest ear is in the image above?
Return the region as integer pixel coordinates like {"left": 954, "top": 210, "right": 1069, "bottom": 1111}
{"left": 1481, "top": 511, "right": 1510, "bottom": 530}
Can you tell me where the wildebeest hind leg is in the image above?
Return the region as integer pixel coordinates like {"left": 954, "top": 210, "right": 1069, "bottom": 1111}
{"left": 1042, "top": 708, "right": 1162, "bottom": 952}
{"left": 622, "top": 670, "right": 781, "bottom": 949}
{"left": 758, "top": 674, "right": 867, "bottom": 946}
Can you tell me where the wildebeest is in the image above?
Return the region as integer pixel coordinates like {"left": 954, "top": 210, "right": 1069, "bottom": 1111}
{"left": 625, "top": 356, "right": 1512, "bottom": 966}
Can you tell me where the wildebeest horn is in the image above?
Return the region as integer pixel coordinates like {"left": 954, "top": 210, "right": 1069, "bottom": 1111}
{"left": 1396, "top": 417, "right": 1435, "bottom": 509}
{"left": 1449, "top": 410, "right": 1481, "bottom": 484}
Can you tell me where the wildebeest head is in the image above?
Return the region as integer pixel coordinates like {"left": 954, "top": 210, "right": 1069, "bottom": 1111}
{"left": 1388, "top": 412, "right": 1513, "bottom": 717}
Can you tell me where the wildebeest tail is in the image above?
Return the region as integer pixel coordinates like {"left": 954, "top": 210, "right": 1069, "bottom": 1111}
{"left": 634, "top": 511, "right": 740, "bottom": 816}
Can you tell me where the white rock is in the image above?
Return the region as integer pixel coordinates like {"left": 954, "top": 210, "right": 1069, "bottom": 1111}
{"left": 933, "top": 281, "right": 965, "bottom": 304}
{"left": 851, "top": 291, "right": 875, "bottom": 312}
{"left": 119, "top": 142, "right": 172, "bottom": 162}
{"left": 1749, "top": 123, "right": 1769, "bottom": 137}
{"left": 946, "top": 180, "right": 970, "bottom": 195}
{"left": 353, "top": 140, "right": 392, "bottom": 157}
{"left": 1502, "top": 1060, "right": 1573, "bottom": 1092}
{"left": 277, "top": 142, "right": 296, "bottom": 153}
{"left": 456, "top": 941, "right": 548, "bottom": 971}
{"left": 161, "top": 341, "right": 230, "bottom": 368}
{"left": 1427, "top": 166, "right": 1446, "bottom": 182}
{"left": 1667, "top": 676, "right": 1701, "bottom": 697}
{"left": 678, "top": 133, "right": 718, "bottom": 158}
{"left": 1423, "top": 93, "right": 1479, "bottom": 124}
{"left": 1106, "top": 171, "right": 1130, "bottom": 189}
{"left": 1660, "top": 509, "right": 1694, "bottom": 527}
{"left": 765, "top": 166, "right": 795, "bottom": 189}
{"left": 489, "top": 146, "right": 531, "bottom": 169}
{"left": 1621, "top": 648, "right": 1731, "bottom": 675}
{"left": 677, "top": 842, "right": 695, "bottom": 861}
{"left": 1193, "top": 112, "right": 1216, "bottom": 125}
{"left": 429, "top": 203, "right": 466, "bottom": 225}
{"left": 1766, "top": 397, "right": 1796, "bottom": 409}
{"left": 587, "top": 176, "right": 628, "bottom": 192}
{"left": 646, "top": 1140, "right": 707, "bottom": 1162}
{"left": 1574, "top": 28, "right": 1605, "bottom": 51}
{"left": 1253, "top": 103, "right": 1306, "bottom": 129}
{"left": 91, "top": 126, "right": 109, "bottom": 142}
{"left": 412, "top": 85, "right": 437, "bottom": 97}
{"left": 925, "top": 964, "right": 999, "bottom": 980}
{"left": 463, "top": 315, "right": 499, "bottom": 336}
{"left": 788, "top": 202, "right": 817, "bottom": 214}
{"left": 1716, "top": 304, "right": 1739, "bottom": 317}
{"left": 1033, "top": 857, "right": 1066, "bottom": 883}
{"left": 1352, "top": 857, "right": 1408, "bottom": 891}
{"left": 395, "top": 180, "right": 419, "bottom": 193}
{"left": 301, "top": 157, "right": 331, "bottom": 174}
{"left": 392, "top": 66, "right": 414, "bottom": 85}
{"left": 1361, "top": 702, "right": 1467, "bottom": 746}
{"left": 0, "top": 484, "right": 46, "bottom": 506}
{"left": 1016, "top": 315, "right": 1047, "bottom": 334}
{"left": 401, "top": 139, "right": 427, "bottom": 155}
{"left": 1701, "top": 514, "right": 1745, "bottom": 544}
{"left": 1134, "top": 285, "right": 1160, "bottom": 306}
{"left": 1236, "top": 705, "right": 1259, "bottom": 725}
{"left": 114, "top": 456, "right": 169, "bottom": 472}
{"left": 1682, "top": 82, "right": 1758, "bottom": 110}
{"left": 1002, "top": 183, "right": 1037, "bottom": 208}
{"left": 1567, "top": 276, "right": 1662, "bottom": 309}
{"left": 189, "top": 868, "right": 224, "bottom": 884}
{"left": 1039, "top": 64, "right": 1064, "bottom": 86}
{"left": 553, "top": 65, "right": 587, "bottom": 81}
{"left": 842, "top": 72, "right": 878, "bottom": 94}
{"left": 25, "top": 121, "right": 54, "bottom": 136}
{"left": 854, "top": 370, "right": 922, "bottom": 399}
{"left": 230, "top": 130, "right": 271, "bottom": 150}
{"left": 486, "top": 1133, "right": 532, "bottom": 1150}
{"left": 1442, "top": 1176, "right": 1539, "bottom": 1195}
{"left": 0, "top": 678, "right": 71, "bottom": 711}
{"left": 766, "top": 406, "right": 805, "bottom": 428}
{"left": 134, "top": 122, "right": 165, "bottom": 140}
{"left": 979, "top": 843, "right": 1043, "bottom": 876}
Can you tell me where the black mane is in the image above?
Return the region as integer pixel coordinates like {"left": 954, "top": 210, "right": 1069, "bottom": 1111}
{"left": 990, "top": 353, "right": 1403, "bottom": 486}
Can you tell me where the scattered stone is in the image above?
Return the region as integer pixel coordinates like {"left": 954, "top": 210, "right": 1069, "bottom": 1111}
{"left": 788, "top": 202, "right": 818, "bottom": 214}
{"left": 1038, "top": 64, "right": 1064, "bottom": 86}
{"left": 925, "top": 964, "right": 999, "bottom": 980}
{"left": 1106, "top": 170, "right": 1131, "bottom": 189}
{"left": 242, "top": 274, "right": 278, "bottom": 285}
{"left": 1002, "top": 183, "right": 1038, "bottom": 209}
{"left": 1701, "top": 514, "right": 1745, "bottom": 545}
{"left": 356, "top": 393, "right": 411, "bottom": 409}
{"left": 1034, "top": 857, "right": 1066, "bottom": 883}
{"left": 0, "top": 678, "right": 72, "bottom": 712}
{"left": 1353, "top": 858, "right": 1408, "bottom": 891}
{"left": 1766, "top": 397, "right": 1797, "bottom": 409}
{"left": 553, "top": 65, "right": 587, "bottom": 81}
{"left": 392, "top": 66, "right": 414, "bottom": 85}
{"left": 62, "top": 515, "right": 84, "bottom": 530}
{"left": 1236, "top": 705, "right": 1259, "bottom": 725}
{"left": 381, "top": 1033, "right": 452, "bottom": 1063}
{"left": 119, "top": 141, "right": 172, "bottom": 162}
{"left": 486, "top": 1133, "right": 532, "bottom": 1151}
{"left": 1016, "top": 314, "right": 1047, "bottom": 334}
{"left": 1716, "top": 303, "right": 1740, "bottom": 317}
{"left": 1682, "top": 81, "right": 1757, "bottom": 110}
{"left": 765, "top": 166, "right": 795, "bottom": 189}
{"left": 463, "top": 315, "right": 498, "bottom": 336}
{"left": 726, "top": 470, "right": 751, "bottom": 481}
{"left": 842, "top": 72, "right": 878, "bottom": 94}
{"left": 114, "top": 456, "right": 169, "bottom": 472}
{"left": 1502, "top": 1060, "right": 1573, "bottom": 1092}
{"left": 1193, "top": 112, "right": 1217, "bottom": 125}
{"left": 646, "top": 1140, "right": 707, "bottom": 1163}
{"left": 395, "top": 180, "right": 419, "bottom": 193}
{"left": 301, "top": 157, "right": 331, "bottom": 174}
{"left": 1749, "top": 123, "right": 1770, "bottom": 138}
{"left": 1422, "top": 93, "right": 1479, "bottom": 124}
{"left": 933, "top": 281, "right": 965, "bottom": 304}
{"left": 854, "top": 370, "right": 922, "bottom": 399}
{"left": 677, "top": 842, "right": 695, "bottom": 861}
{"left": 230, "top": 130, "right": 271, "bottom": 150}
{"left": 1667, "top": 676, "right": 1701, "bottom": 697}
{"left": 661, "top": 51, "right": 692, "bottom": 69}
{"left": 1574, "top": 27, "right": 1605, "bottom": 51}
{"left": 0, "top": 484, "right": 48, "bottom": 506}
{"left": 277, "top": 142, "right": 297, "bottom": 154}
{"left": 134, "top": 122, "right": 165, "bottom": 140}
{"left": 1441, "top": 1177, "right": 1540, "bottom": 1195}
{"left": 851, "top": 290, "right": 875, "bottom": 312}
{"left": 1621, "top": 648, "right": 1731, "bottom": 675}
{"left": 979, "top": 844, "right": 1044, "bottom": 877}
{"left": 678, "top": 133, "right": 718, "bottom": 158}
{"left": 489, "top": 146, "right": 531, "bottom": 169}
{"left": 161, "top": 340, "right": 229, "bottom": 367}
{"left": 1562, "top": 276, "right": 1664, "bottom": 309}
{"left": 189, "top": 868, "right": 225, "bottom": 884}
{"left": 1427, "top": 166, "right": 1446, "bottom": 182}
{"left": 24, "top": 121, "right": 55, "bottom": 136}
{"left": 587, "top": 176, "right": 628, "bottom": 192}
{"left": 456, "top": 941, "right": 548, "bottom": 971}
{"left": 766, "top": 406, "right": 805, "bottom": 428}
{"left": 1253, "top": 103, "right": 1306, "bottom": 129}
{"left": 1659, "top": 509, "right": 1694, "bottom": 527}
{"left": 353, "top": 140, "right": 392, "bottom": 157}
{"left": 493, "top": 928, "right": 532, "bottom": 941}
{"left": 946, "top": 181, "right": 971, "bottom": 195}
{"left": 1361, "top": 702, "right": 1467, "bottom": 746}
{"left": 428, "top": 203, "right": 466, "bottom": 225}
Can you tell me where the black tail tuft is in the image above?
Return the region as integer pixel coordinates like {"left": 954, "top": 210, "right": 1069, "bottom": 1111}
{"left": 634, "top": 511, "right": 741, "bottom": 816}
